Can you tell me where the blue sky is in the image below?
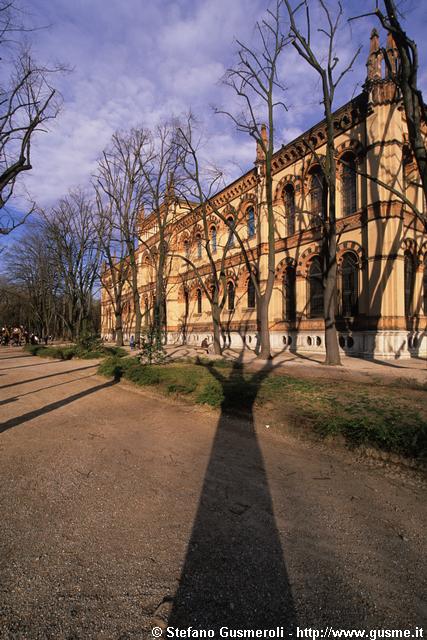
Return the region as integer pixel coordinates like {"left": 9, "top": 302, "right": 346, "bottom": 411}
{"left": 9, "top": 0, "right": 427, "bottom": 209}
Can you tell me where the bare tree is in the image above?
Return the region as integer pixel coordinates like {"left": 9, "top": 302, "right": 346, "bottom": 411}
{"left": 137, "top": 123, "right": 181, "bottom": 347}
{"left": 4, "top": 223, "right": 60, "bottom": 337}
{"left": 95, "top": 188, "right": 130, "bottom": 347}
{"left": 95, "top": 129, "right": 152, "bottom": 346}
{"left": 174, "top": 120, "right": 229, "bottom": 355}
{"left": 44, "top": 190, "right": 101, "bottom": 340}
{"left": 0, "top": 1, "right": 62, "bottom": 235}
{"left": 283, "top": 0, "right": 361, "bottom": 365}
{"left": 217, "top": 0, "right": 288, "bottom": 359}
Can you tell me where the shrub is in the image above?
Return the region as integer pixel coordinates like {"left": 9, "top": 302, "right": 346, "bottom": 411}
{"left": 97, "top": 356, "right": 125, "bottom": 380}
{"left": 196, "top": 379, "right": 224, "bottom": 407}
{"left": 124, "top": 364, "right": 162, "bottom": 386}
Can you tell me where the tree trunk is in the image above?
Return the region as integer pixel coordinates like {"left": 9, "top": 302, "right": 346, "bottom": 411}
{"left": 212, "top": 304, "right": 223, "bottom": 355}
{"left": 258, "top": 296, "right": 272, "bottom": 360}
{"left": 114, "top": 310, "right": 124, "bottom": 346}
{"left": 323, "top": 230, "right": 341, "bottom": 365}
{"left": 134, "top": 302, "right": 142, "bottom": 346}
{"left": 323, "top": 88, "right": 341, "bottom": 366}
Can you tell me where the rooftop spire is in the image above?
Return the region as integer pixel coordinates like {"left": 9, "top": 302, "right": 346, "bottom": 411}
{"left": 366, "top": 28, "right": 382, "bottom": 81}
{"left": 385, "top": 31, "right": 399, "bottom": 78}
{"left": 255, "top": 124, "right": 268, "bottom": 166}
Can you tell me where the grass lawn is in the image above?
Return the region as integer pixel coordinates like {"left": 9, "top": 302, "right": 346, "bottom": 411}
{"left": 23, "top": 344, "right": 427, "bottom": 460}
{"left": 97, "top": 355, "right": 427, "bottom": 460}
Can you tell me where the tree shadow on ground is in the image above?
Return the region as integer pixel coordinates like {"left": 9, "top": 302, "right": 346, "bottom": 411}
{"left": 0, "top": 359, "right": 65, "bottom": 371}
{"left": 166, "top": 352, "right": 297, "bottom": 631}
{"left": 0, "top": 363, "right": 98, "bottom": 390}
{"left": 0, "top": 379, "right": 118, "bottom": 434}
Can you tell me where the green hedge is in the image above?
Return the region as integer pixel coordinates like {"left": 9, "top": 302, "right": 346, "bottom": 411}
{"left": 24, "top": 343, "right": 126, "bottom": 360}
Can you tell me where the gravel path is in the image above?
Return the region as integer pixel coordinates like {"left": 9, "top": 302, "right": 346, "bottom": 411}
{"left": 0, "top": 348, "right": 426, "bottom": 639}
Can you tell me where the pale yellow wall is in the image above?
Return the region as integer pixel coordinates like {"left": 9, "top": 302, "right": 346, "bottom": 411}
{"left": 101, "top": 78, "right": 427, "bottom": 344}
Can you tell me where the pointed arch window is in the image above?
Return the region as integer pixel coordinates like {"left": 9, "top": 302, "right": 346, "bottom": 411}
{"left": 309, "top": 256, "right": 323, "bottom": 318}
{"left": 341, "top": 252, "right": 358, "bottom": 317}
{"left": 247, "top": 206, "right": 255, "bottom": 238}
{"left": 210, "top": 226, "right": 217, "bottom": 253}
{"left": 184, "top": 289, "right": 189, "bottom": 318}
{"left": 341, "top": 153, "right": 357, "bottom": 216}
{"left": 247, "top": 278, "right": 256, "bottom": 309}
{"left": 196, "top": 234, "right": 202, "bottom": 259}
{"left": 144, "top": 297, "right": 150, "bottom": 326}
{"left": 196, "top": 288, "right": 202, "bottom": 314}
{"left": 183, "top": 239, "right": 190, "bottom": 258}
{"left": 283, "top": 266, "right": 296, "bottom": 321}
{"left": 227, "top": 281, "right": 235, "bottom": 311}
{"left": 310, "top": 167, "right": 326, "bottom": 221}
{"left": 404, "top": 251, "right": 415, "bottom": 316}
{"left": 284, "top": 184, "right": 296, "bottom": 236}
{"left": 226, "top": 216, "right": 235, "bottom": 248}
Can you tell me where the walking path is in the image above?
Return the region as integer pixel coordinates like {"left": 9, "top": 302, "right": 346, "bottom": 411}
{"left": 0, "top": 348, "right": 425, "bottom": 638}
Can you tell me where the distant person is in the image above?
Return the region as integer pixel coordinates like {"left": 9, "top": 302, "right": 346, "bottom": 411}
{"left": 130, "top": 335, "right": 135, "bottom": 350}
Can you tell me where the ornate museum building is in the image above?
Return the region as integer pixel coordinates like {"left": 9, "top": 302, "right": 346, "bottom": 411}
{"left": 101, "top": 31, "right": 427, "bottom": 359}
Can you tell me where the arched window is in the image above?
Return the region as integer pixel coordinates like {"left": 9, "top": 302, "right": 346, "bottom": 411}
{"left": 247, "top": 278, "right": 256, "bottom": 309}
{"left": 184, "top": 289, "right": 189, "bottom": 317}
{"left": 424, "top": 256, "right": 427, "bottom": 315}
{"left": 183, "top": 239, "right": 190, "bottom": 258}
{"left": 310, "top": 167, "right": 326, "bottom": 221}
{"left": 309, "top": 256, "right": 323, "bottom": 318}
{"left": 284, "top": 184, "right": 295, "bottom": 236}
{"left": 144, "top": 298, "right": 149, "bottom": 326}
{"left": 210, "top": 226, "right": 217, "bottom": 253}
{"left": 196, "top": 288, "right": 202, "bottom": 314}
{"left": 404, "top": 251, "right": 415, "bottom": 316}
{"left": 247, "top": 206, "right": 255, "bottom": 239}
{"left": 341, "top": 153, "right": 357, "bottom": 216}
{"left": 196, "top": 234, "right": 202, "bottom": 259}
{"left": 227, "top": 281, "right": 235, "bottom": 311}
{"left": 283, "top": 266, "right": 296, "bottom": 321}
{"left": 226, "top": 216, "right": 235, "bottom": 248}
{"left": 341, "top": 252, "right": 358, "bottom": 317}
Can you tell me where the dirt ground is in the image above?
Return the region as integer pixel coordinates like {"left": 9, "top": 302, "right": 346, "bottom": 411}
{"left": 0, "top": 347, "right": 426, "bottom": 639}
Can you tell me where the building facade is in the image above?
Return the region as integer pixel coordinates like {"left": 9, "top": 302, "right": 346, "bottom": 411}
{"left": 101, "top": 31, "right": 427, "bottom": 360}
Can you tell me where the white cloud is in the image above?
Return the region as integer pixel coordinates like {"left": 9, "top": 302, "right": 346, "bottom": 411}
{"left": 9, "top": 0, "right": 426, "bottom": 209}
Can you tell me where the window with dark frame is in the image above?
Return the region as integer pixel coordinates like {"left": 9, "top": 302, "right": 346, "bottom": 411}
{"left": 196, "top": 288, "right": 202, "bottom": 314}
{"left": 247, "top": 278, "right": 256, "bottom": 309}
{"left": 309, "top": 256, "right": 323, "bottom": 318}
{"left": 211, "top": 226, "right": 217, "bottom": 253}
{"left": 341, "top": 153, "right": 357, "bottom": 217}
{"left": 227, "top": 281, "right": 235, "bottom": 311}
{"left": 341, "top": 252, "right": 358, "bottom": 317}
{"left": 310, "top": 167, "right": 326, "bottom": 222}
{"left": 184, "top": 290, "right": 189, "bottom": 318}
{"left": 144, "top": 298, "right": 149, "bottom": 325}
{"left": 404, "top": 251, "right": 415, "bottom": 316}
{"left": 283, "top": 266, "right": 296, "bottom": 321}
{"left": 226, "top": 216, "right": 235, "bottom": 248}
{"left": 247, "top": 206, "right": 255, "bottom": 239}
{"left": 284, "top": 184, "right": 296, "bottom": 236}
